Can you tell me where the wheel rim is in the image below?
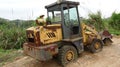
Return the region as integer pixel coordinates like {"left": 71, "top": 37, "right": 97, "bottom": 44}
{"left": 65, "top": 50, "right": 74, "bottom": 61}
{"left": 94, "top": 42, "right": 101, "bottom": 49}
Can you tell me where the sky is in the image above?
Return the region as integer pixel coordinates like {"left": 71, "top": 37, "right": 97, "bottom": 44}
{"left": 0, "top": 0, "right": 120, "bottom": 20}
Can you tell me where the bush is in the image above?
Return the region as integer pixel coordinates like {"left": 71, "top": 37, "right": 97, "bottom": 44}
{"left": 109, "top": 12, "right": 120, "bottom": 30}
{"left": 0, "top": 18, "right": 35, "bottom": 49}
{"left": 83, "top": 11, "right": 105, "bottom": 31}
{"left": 0, "top": 27, "right": 26, "bottom": 49}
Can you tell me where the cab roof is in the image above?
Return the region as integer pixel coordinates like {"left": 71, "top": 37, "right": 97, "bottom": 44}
{"left": 45, "top": 1, "right": 79, "bottom": 9}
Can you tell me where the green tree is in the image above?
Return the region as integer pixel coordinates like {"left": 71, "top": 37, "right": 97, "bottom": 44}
{"left": 109, "top": 12, "right": 120, "bottom": 30}
{"left": 87, "top": 11, "right": 104, "bottom": 31}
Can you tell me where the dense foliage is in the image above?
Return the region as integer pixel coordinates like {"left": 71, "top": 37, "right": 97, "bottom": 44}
{"left": 82, "top": 11, "right": 120, "bottom": 35}
{"left": 0, "top": 18, "right": 35, "bottom": 49}
{"left": 82, "top": 11, "right": 105, "bottom": 31}
{"left": 109, "top": 12, "right": 120, "bottom": 30}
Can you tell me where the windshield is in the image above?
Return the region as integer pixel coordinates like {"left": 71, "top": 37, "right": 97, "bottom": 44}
{"left": 48, "top": 11, "right": 61, "bottom": 23}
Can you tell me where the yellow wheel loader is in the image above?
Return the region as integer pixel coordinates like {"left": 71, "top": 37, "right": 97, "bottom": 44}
{"left": 23, "top": 0, "right": 112, "bottom": 66}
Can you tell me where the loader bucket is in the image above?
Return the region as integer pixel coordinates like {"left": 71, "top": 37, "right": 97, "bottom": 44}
{"left": 101, "top": 30, "right": 113, "bottom": 45}
{"left": 102, "top": 30, "right": 112, "bottom": 39}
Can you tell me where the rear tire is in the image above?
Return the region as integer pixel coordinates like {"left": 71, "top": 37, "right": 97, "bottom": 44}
{"left": 58, "top": 45, "right": 78, "bottom": 66}
{"left": 90, "top": 39, "right": 103, "bottom": 53}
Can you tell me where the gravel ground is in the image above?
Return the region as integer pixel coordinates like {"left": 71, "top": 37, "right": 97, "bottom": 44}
{"left": 3, "top": 37, "right": 120, "bottom": 67}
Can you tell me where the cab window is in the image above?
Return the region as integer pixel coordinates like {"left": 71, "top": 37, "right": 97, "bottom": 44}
{"left": 63, "top": 7, "right": 79, "bottom": 26}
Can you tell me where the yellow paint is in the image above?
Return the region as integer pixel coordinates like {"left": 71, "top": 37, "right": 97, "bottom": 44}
{"left": 26, "top": 22, "right": 101, "bottom": 46}
{"left": 81, "top": 23, "right": 101, "bottom": 45}
{"left": 66, "top": 50, "right": 74, "bottom": 61}
{"left": 40, "top": 24, "right": 62, "bottom": 44}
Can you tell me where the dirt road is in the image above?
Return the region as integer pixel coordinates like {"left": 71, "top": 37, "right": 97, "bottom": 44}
{"left": 3, "top": 37, "right": 120, "bottom": 67}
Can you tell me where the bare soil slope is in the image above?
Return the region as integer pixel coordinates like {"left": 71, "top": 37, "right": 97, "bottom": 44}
{"left": 3, "top": 37, "right": 120, "bottom": 67}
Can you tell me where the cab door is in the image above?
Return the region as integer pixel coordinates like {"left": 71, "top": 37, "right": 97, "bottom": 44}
{"left": 62, "top": 6, "right": 81, "bottom": 39}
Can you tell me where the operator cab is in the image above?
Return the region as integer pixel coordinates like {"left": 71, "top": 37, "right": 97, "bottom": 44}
{"left": 45, "top": 1, "right": 82, "bottom": 39}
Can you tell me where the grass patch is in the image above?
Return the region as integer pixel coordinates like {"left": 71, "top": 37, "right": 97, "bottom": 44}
{"left": 0, "top": 49, "right": 23, "bottom": 67}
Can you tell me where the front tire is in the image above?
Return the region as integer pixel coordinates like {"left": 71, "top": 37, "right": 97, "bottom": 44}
{"left": 58, "top": 45, "right": 78, "bottom": 66}
{"left": 90, "top": 39, "right": 103, "bottom": 53}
